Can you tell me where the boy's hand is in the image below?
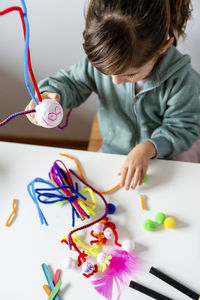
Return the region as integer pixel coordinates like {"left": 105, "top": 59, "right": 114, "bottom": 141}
{"left": 25, "top": 92, "right": 61, "bottom": 126}
{"left": 118, "top": 141, "right": 156, "bottom": 190}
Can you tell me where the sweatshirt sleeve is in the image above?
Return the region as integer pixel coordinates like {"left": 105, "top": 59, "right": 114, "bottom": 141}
{"left": 149, "top": 71, "right": 200, "bottom": 159}
{"left": 38, "top": 56, "right": 97, "bottom": 110}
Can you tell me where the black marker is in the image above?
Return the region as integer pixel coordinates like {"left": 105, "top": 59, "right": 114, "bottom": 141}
{"left": 150, "top": 267, "right": 200, "bottom": 300}
{"left": 129, "top": 280, "right": 173, "bottom": 300}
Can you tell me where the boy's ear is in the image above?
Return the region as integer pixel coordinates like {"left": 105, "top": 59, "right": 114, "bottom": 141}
{"left": 160, "top": 37, "right": 174, "bottom": 54}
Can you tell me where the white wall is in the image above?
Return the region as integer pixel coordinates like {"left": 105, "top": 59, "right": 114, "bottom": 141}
{"left": 177, "top": 0, "right": 200, "bottom": 71}
{"left": 0, "top": 0, "right": 199, "bottom": 142}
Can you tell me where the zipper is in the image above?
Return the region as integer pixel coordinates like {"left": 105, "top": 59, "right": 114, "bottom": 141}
{"left": 132, "top": 86, "right": 140, "bottom": 141}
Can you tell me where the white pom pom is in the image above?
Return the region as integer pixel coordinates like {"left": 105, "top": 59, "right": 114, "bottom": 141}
{"left": 35, "top": 99, "right": 63, "bottom": 128}
{"left": 122, "top": 240, "right": 135, "bottom": 252}
{"left": 97, "top": 253, "right": 107, "bottom": 265}
{"left": 63, "top": 256, "right": 75, "bottom": 269}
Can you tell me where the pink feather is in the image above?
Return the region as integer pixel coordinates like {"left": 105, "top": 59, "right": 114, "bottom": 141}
{"left": 92, "top": 276, "right": 113, "bottom": 299}
{"left": 91, "top": 248, "right": 138, "bottom": 299}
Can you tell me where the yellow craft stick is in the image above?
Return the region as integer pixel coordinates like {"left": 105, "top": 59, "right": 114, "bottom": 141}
{"left": 140, "top": 194, "right": 146, "bottom": 210}
{"left": 5, "top": 199, "right": 17, "bottom": 226}
{"left": 43, "top": 284, "right": 51, "bottom": 296}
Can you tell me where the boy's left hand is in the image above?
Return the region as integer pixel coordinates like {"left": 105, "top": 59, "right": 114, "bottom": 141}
{"left": 118, "top": 141, "right": 156, "bottom": 190}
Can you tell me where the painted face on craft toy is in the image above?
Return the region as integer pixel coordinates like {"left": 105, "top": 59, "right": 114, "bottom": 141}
{"left": 82, "top": 261, "right": 95, "bottom": 275}
{"left": 93, "top": 223, "right": 104, "bottom": 234}
{"left": 104, "top": 227, "right": 114, "bottom": 240}
{"left": 35, "top": 99, "right": 63, "bottom": 128}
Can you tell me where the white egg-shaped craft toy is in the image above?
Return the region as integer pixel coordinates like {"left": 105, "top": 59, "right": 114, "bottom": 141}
{"left": 82, "top": 261, "right": 94, "bottom": 275}
{"left": 35, "top": 99, "right": 63, "bottom": 128}
{"left": 93, "top": 222, "right": 104, "bottom": 234}
{"left": 104, "top": 227, "right": 114, "bottom": 240}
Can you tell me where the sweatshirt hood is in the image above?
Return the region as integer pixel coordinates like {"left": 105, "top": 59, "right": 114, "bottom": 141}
{"left": 144, "top": 45, "right": 192, "bottom": 90}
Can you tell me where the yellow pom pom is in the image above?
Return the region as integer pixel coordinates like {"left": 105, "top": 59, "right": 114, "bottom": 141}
{"left": 164, "top": 217, "right": 176, "bottom": 229}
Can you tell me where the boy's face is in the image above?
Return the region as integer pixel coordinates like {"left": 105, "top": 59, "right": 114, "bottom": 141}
{"left": 111, "top": 56, "right": 157, "bottom": 84}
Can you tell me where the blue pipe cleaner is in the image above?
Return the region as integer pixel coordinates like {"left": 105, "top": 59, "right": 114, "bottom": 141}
{"left": 27, "top": 178, "right": 48, "bottom": 226}
{"left": 27, "top": 177, "right": 87, "bottom": 227}
{"left": 20, "top": 0, "right": 39, "bottom": 105}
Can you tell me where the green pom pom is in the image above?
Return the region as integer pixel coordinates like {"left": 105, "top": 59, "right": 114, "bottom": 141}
{"left": 143, "top": 219, "right": 156, "bottom": 231}
{"left": 155, "top": 212, "right": 166, "bottom": 225}
{"left": 144, "top": 174, "right": 149, "bottom": 183}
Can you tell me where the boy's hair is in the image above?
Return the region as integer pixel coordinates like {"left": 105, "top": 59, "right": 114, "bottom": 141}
{"left": 83, "top": 0, "right": 192, "bottom": 75}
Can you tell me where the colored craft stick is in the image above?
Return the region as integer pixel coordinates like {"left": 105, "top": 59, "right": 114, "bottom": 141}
{"left": 140, "top": 194, "right": 146, "bottom": 210}
{"left": 43, "top": 284, "right": 51, "bottom": 296}
{"left": 5, "top": 199, "right": 17, "bottom": 226}
{"left": 42, "top": 264, "right": 60, "bottom": 300}
{"left": 149, "top": 267, "right": 200, "bottom": 300}
{"left": 53, "top": 269, "right": 61, "bottom": 286}
{"left": 129, "top": 280, "right": 173, "bottom": 300}
{"left": 48, "top": 280, "right": 62, "bottom": 300}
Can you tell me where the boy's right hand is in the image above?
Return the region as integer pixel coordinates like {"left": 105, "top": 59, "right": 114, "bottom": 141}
{"left": 25, "top": 92, "right": 61, "bottom": 126}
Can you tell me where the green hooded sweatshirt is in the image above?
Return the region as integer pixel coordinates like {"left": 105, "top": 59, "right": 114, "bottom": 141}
{"left": 38, "top": 45, "right": 200, "bottom": 158}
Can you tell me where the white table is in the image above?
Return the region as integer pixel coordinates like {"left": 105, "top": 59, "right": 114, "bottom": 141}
{"left": 0, "top": 141, "right": 199, "bottom": 300}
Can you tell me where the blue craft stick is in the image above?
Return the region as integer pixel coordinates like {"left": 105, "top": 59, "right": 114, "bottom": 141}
{"left": 42, "top": 263, "right": 60, "bottom": 300}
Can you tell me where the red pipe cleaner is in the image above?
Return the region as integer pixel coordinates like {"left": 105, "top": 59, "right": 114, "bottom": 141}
{"left": 0, "top": 6, "right": 42, "bottom": 102}
{"left": 67, "top": 169, "right": 109, "bottom": 250}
